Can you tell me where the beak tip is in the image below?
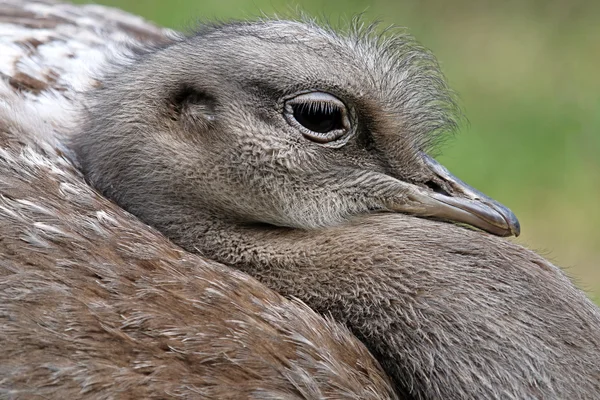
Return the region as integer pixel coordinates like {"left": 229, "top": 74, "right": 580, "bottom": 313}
{"left": 492, "top": 204, "right": 520, "bottom": 237}
{"left": 509, "top": 216, "right": 521, "bottom": 237}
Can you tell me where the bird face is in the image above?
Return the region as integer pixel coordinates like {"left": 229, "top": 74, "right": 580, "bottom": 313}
{"left": 75, "top": 20, "right": 520, "bottom": 237}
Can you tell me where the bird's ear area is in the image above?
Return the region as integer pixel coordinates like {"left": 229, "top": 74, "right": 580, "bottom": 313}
{"left": 166, "top": 83, "right": 217, "bottom": 131}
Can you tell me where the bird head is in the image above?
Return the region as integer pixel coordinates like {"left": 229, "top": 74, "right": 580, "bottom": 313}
{"left": 74, "top": 19, "right": 520, "bottom": 237}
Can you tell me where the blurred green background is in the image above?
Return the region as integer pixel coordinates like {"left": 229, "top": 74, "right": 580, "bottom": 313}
{"left": 74, "top": 0, "right": 600, "bottom": 302}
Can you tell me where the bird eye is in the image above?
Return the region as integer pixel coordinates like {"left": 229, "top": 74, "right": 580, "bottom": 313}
{"left": 284, "top": 92, "right": 351, "bottom": 144}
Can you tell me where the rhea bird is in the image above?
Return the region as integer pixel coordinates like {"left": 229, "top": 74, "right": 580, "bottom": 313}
{"left": 2, "top": 1, "right": 600, "bottom": 399}
{"left": 70, "top": 13, "right": 600, "bottom": 400}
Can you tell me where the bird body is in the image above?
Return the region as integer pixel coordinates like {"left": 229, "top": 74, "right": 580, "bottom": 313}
{"left": 1, "top": 1, "right": 599, "bottom": 399}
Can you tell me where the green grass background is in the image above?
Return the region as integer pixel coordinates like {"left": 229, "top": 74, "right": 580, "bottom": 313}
{"left": 73, "top": 0, "right": 600, "bottom": 303}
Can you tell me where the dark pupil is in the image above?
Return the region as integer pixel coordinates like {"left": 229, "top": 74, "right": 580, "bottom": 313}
{"left": 293, "top": 104, "right": 343, "bottom": 133}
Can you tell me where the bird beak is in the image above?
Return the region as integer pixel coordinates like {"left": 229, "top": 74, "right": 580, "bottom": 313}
{"left": 390, "top": 153, "right": 521, "bottom": 237}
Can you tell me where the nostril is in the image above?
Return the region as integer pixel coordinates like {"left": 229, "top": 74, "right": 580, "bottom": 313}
{"left": 424, "top": 180, "right": 450, "bottom": 196}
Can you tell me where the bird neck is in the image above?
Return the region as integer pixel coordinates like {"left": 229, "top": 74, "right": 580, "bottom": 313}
{"left": 164, "top": 211, "right": 379, "bottom": 315}
{"left": 172, "top": 214, "right": 320, "bottom": 283}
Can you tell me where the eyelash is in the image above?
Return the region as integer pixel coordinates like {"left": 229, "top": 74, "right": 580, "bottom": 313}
{"left": 283, "top": 92, "right": 352, "bottom": 146}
